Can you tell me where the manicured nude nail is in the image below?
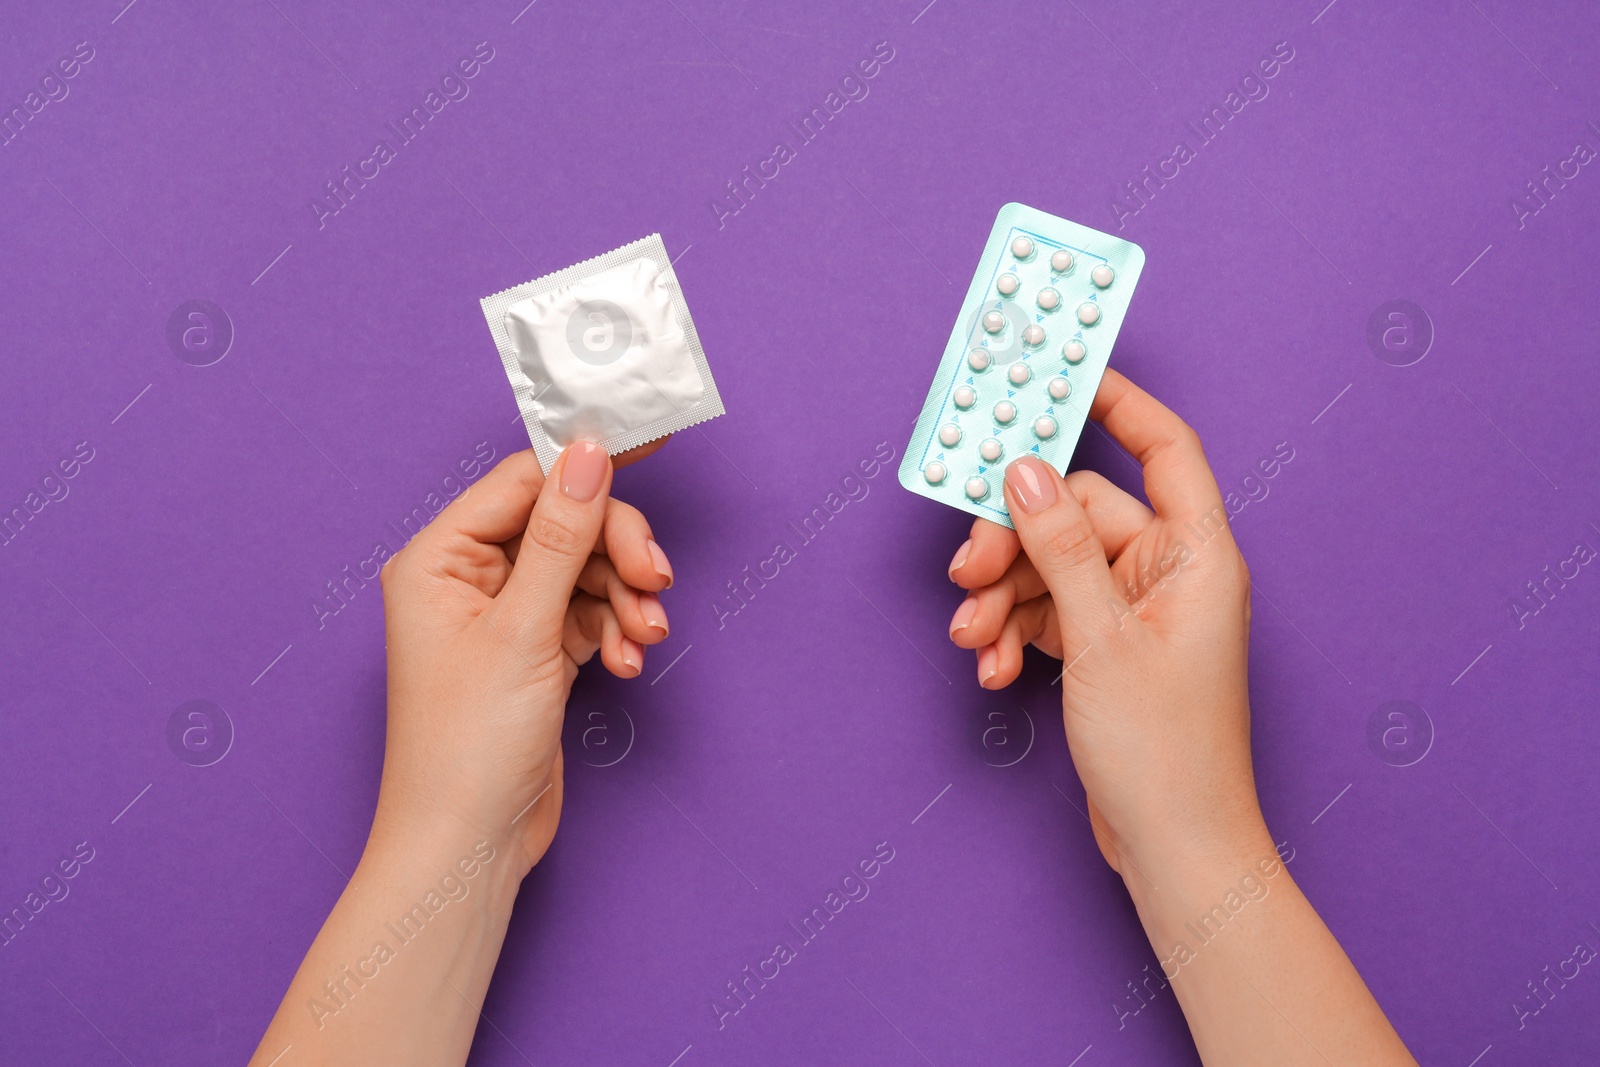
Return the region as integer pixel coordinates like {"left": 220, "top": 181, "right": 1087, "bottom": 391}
{"left": 948, "top": 539, "right": 972, "bottom": 578}
{"left": 561, "top": 441, "right": 609, "bottom": 502}
{"left": 639, "top": 594, "right": 669, "bottom": 636}
{"left": 978, "top": 645, "right": 999, "bottom": 688}
{"left": 646, "top": 539, "right": 674, "bottom": 588}
{"left": 950, "top": 597, "right": 977, "bottom": 637}
{"left": 1005, "top": 457, "right": 1058, "bottom": 515}
{"left": 620, "top": 638, "right": 643, "bottom": 676}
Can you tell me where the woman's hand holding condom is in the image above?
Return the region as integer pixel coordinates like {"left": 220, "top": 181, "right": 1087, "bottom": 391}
{"left": 374, "top": 440, "right": 673, "bottom": 877}
{"left": 251, "top": 440, "right": 677, "bottom": 1067}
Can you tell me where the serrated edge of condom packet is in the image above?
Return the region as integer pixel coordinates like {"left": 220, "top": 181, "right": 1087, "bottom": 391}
{"left": 897, "top": 203, "right": 1145, "bottom": 530}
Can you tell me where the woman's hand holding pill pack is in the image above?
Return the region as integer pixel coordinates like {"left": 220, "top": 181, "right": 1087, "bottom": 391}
{"left": 948, "top": 369, "right": 1263, "bottom": 868}
{"left": 942, "top": 371, "right": 1414, "bottom": 1064}
{"left": 894, "top": 206, "right": 1411, "bottom": 1066}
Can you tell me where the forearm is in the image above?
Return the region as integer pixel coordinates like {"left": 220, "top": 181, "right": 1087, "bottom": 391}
{"left": 1122, "top": 822, "right": 1415, "bottom": 1066}
{"left": 249, "top": 820, "right": 522, "bottom": 1067}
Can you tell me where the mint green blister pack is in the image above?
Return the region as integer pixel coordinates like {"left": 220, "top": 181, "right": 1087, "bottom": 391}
{"left": 898, "top": 202, "right": 1145, "bottom": 529}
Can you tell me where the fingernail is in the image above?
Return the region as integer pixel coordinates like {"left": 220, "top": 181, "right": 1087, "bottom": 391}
{"left": 646, "top": 539, "right": 674, "bottom": 588}
{"left": 639, "top": 594, "right": 669, "bottom": 636}
{"left": 621, "top": 638, "right": 643, "bottom": 676}
{"left": 948, "top": 539, "right": 972, "bottom": 578}
{"left": 977, "top": 645, "right": 998, "bottom": 688}
{"left": 561, "top": 441, "right": 609, "bottom": 503}
{"left": 1005, "top": 457, "right": 1058, "bottom": 515}
{"left": 950, "top": 597, "right": 977, "bottom": 637}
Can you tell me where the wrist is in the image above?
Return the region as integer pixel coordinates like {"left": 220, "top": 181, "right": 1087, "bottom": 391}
{"left": 371, "top": 764, "right": 551, "bottom": 875}
{"left": 1114, "top": 779, "right": 1272, "bottom": 903}
{"left": 361, "top": 806, "right": 526, "bottom": 920}
{"left": 1119, "top": 815, "right": 1291, "bottom": 963}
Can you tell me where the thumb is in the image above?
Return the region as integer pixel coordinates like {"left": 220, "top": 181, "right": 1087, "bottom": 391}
{"left": 496, "top": 441, "right": 612, "bottom": 650}
{"left": 1003, "top": 456, "right": 1124, "bottom": 654}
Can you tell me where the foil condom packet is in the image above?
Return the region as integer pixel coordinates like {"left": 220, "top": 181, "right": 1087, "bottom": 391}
{"left": 480, "top": 233, "right": 724, "bottom": 471}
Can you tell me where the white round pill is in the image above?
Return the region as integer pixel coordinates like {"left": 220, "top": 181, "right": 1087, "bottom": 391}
{"left": 1037, "top": 287, "right": 1060, "bottom": 311}
{"left": 979, "top": 438, "right": 1003, "bottom": 463}
{"left": 924, "top": 461, "right": 947, "bottom": 485}
{"left": 983, "top": 310, "right": 1006, "bottom": 334}
{"left": 1091, "top": 264, "right": 1114, "bottom": 288}
{"left": 1050, "top": 250, "right": 1075, "bottom": 273}
{"left": 1062, "top": 339, "right": 1087, "bottom": 364}
{"left": 968, "top": 348, "right": 992, "bottom": 372}
{"left": 953, "top": 385, "right": 977, "bottom": 409}
{"left": 1011, "top": 236, "right": 1034, "bottom": 259}
{"left": 997, "top": 273, "right": 1020, "bottom": 297}
{"left": 1008, "top": 362, "right": 1031, "bottom": 385}
{"left": 1077, "top": 302, "right": 1101, "bottom": 326}
{"left": 1048, "top": 376, "right": 1072, "bottom": 400}
{"left": 993, "top": 400, "right": 1017, "bottom": 424}
{"left": 1034, "top": 415, "right": 1058, "bottom": 440}
{"left": 938, "top": 422, "right": 962, "bottom": 447}
{"left": 965, "top": 476, "right": 989, "bottom": 501}
{"left": 1022, "top": 324, "right": 1046, "bottom": 346}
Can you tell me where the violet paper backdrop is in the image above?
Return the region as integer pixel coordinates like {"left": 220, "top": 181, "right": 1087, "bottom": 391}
{"left": 2, "top": 1, "right": 1598, "bottom": 1064}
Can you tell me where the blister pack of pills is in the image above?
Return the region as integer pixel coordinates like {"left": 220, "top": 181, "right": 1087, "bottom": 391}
{"left": 898, "top": 203, "right": 1145, "bottom": 528}
{"left": 480, "top": 233, "right": 724, "bottom": 472}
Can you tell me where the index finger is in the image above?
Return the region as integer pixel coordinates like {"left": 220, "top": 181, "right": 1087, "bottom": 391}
{"left": 597, "top": 499, "right": 672, "bottom": 592}
{"left": 950, "top": 517, "right": 1021, "bottom": 589}
{"left": 1089, "top": 369, "right": 1225, "bottom": 522}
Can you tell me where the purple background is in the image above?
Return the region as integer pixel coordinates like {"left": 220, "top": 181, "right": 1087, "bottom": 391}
{"left": 2, "top": 1, "right": 1597, "bottom": 1063}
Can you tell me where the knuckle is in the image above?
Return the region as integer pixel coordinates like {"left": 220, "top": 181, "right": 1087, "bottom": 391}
{"left": 379, "top": 548, "right": 424, "bottom": 598}
{"left": 1040, "top": 519, "right": 1103, "bottom": 572}
{"left": 525, "top": 512, "right": 586, "bottom": 558}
